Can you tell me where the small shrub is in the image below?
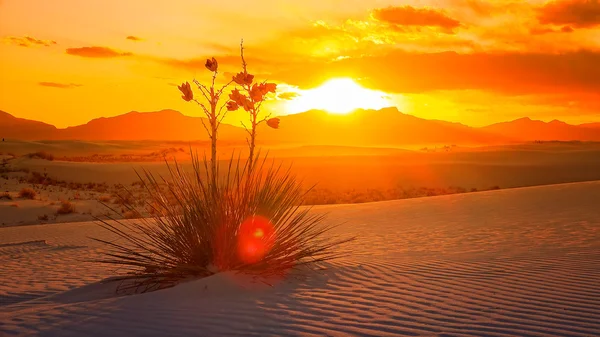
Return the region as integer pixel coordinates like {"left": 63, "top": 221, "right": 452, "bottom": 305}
{"left": 38, "top": 214, "right": 49, "bottom": 221}
{"left": 69, "top": 182, "right": 83, "bottom": 190}
{"left": 56, "top": 200, "right": 76, "bottom": 215}
{"left": 18, "top": 188, "right": 37, "bottom": 200}
{"left": 94, "top": 184, "right": 109, "bottom": 193}
{"left": 112, "top": 190, "right": 134, "bottom": 206}
{"left": 0, "top": 192, "right": 12, "bottom": 200}
{"left": 26, "top": 151, "right": 54, "bottom": 161}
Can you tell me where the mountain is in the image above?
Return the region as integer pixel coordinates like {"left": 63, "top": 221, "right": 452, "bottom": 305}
{"left": 1, "top": 108, "right": 507, "bottom": 145}
{"left": 481, "top": 117, "right": 600, "bottom": 141}
{"left": 2, "top": 108, "right": 600, "bottom": 145}
{"left": 257, "top": 107, "right": 509, "bottom": 146}
{"left": 58, "top": 109, "right": 246, "bottom": 141}
{"left": 0, "top": 110, "right": 57, "bottom": 140}
{"left": 580, "top": 122, "right": 600, "bottom": 130}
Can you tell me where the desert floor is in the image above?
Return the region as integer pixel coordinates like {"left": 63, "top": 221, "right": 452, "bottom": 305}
{"left": 3, "top": 140, "right": 600, "bottom": 227}
{"left": 1, "top": 181, "right": 599, "bottom": 336}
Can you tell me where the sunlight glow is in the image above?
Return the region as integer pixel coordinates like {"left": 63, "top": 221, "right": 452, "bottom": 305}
{"left": 286, "top": 78, "right": 391, "bottom": 114}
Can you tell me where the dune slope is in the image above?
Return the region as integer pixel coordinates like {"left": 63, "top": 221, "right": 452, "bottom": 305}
{"left": 1, "top": 181, "right": 599, "bottom": 336}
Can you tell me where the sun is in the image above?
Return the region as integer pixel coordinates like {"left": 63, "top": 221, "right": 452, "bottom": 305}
{"left": 286, "top": 78, "right": 390, "bottom": 114}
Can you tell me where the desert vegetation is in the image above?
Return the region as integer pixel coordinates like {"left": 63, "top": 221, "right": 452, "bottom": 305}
{"left": 25, "top": 151, "right": 55, "bottom": 161}
{"left": 56, "top": 200, "right": 76, "bottom": 215}
{"left": 53, "top": 147, "right": 187, "bottom": 163}
{"left": 94, "top": 42, "right": 353, "bottom": 293}
{"left": 18, "top": 187, "right": 37, "bottom": 200}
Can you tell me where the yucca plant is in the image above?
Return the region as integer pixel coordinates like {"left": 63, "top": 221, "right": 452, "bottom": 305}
{"left": 177, "top": 55, "right": 230, "bottom": 187}
{"left": 94, "top": 152, "right": 353, "bottom": 293}
{"left": 94, "top": 40, "right": 354, "bottom": 293}
{"left": 226, "top": 40, "right": 280, "bottom": 173}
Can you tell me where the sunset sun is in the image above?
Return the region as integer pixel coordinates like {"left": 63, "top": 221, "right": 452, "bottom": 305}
{"left": 286, "top": 78, "right": 390, "bottom": 114}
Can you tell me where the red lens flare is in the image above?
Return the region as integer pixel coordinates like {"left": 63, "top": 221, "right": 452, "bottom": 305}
{"left": 237, "top": 215, "right": 275, "bottom": 264}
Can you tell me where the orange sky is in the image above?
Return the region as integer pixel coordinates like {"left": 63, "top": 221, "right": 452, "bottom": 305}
{"left": 1, "top": 0, "right": 600, "bottom": 128}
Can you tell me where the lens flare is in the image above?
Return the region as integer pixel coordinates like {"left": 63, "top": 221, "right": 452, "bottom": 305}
{"left": 237, "top": 215, "right": 275, "bottom": 264}
{"left": 253, "top": 228, "right": 264, "bottom": 238}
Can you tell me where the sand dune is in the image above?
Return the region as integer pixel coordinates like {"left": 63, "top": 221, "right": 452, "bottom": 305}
{"left": 1, "top": 181, "right": 600, "bottom": 336}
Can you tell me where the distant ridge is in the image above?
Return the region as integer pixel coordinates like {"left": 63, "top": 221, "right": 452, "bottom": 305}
{"left": 0, "top": 109, "right": 246, "bottom": 141}
{"left": 1, "top": 108, "right": 600, "bottom": 144}
{"left": 256, "top": 107, "right": 510, "bottom": 146}
{"left": 0, "top": 110, "right": 57, "bottom": 140}
{"left": 58, "top": 109, "right": 246, "bottom": 141}
{"left": 481, "top": 117, "right": 600, "bottom": 141}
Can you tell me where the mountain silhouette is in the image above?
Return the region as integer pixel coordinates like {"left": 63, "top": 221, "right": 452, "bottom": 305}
{"left": 2, "top": 108, "right": 599, "bottom": 144}
{"left": 58, "top": 109, "right": 246, "bottom": 141}
{"left": 0, "top": 110, "right": 57, "bottom": 140}
{"left": 482, "top": 117, "right": 600, "bottom": 141}
{"left": 257, "top": 107, "right": 508, "bottom": 146}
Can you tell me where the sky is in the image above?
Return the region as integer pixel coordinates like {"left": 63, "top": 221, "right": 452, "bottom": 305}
{"left": 1, "top": 0, "right": 600, "bottom": 128}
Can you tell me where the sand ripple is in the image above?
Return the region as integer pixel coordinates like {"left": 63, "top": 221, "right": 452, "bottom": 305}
{"left": 1, "top": 181, "right": 599, "bottom": 336}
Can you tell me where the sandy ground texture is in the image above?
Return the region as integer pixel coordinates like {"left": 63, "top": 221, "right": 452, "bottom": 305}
{"left": 0, "top": 178, "right": 112, "bottom": 227}
{"left": 3, "top": 141, "right": 600, "bottom": 227}
{"left": 4, "top": 141, "right": 600, "bottom": 189}
{"left": 1, "top": 181, "right": 599, "bottom": 336}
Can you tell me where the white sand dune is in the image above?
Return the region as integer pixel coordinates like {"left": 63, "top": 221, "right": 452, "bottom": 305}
{"left": 1, "top": 181, "right": 600, "bottom": 336}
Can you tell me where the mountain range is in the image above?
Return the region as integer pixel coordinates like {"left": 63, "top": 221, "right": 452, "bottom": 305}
{"left": 1, "top": 108, "right": 599, "bottom": 145}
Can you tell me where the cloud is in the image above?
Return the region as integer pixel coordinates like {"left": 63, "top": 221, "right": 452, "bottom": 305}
{"left": 126, "top": 35, "right": 143, "bottom": 41}
{"left": 153, "top": 30, "right": 599, "bottom": 97}
{"left": 530, "top": 25, "right": 575, "bottom": 35}
{"left": 277, "top": 92, "right": 300, "bottom": 100}
{"left": 275, "top": 4, "right": 598, "bottom": 54}
{"left": 561, "top": 25, "right": 575, "bottom": 33}
{"left": 142, "top": 6, "right": 600, "bottom": 98}
{"left": 449, "top": 0, "right": 527, "bottom": 17}
{"left": 4, "top": 36, "right": 57, "bottom": 47}
{"left": 66, "top": 46, "right": 133, "bottom": 58}
{"left": 371, "top": 6, "right": 461, "bottom": 30}
{"left": 38, "top": 82, "right": 82, "bottom": 89}
{"left": 266, "top": 50, "right": 600, "bottom": 96}
{"left": 538, "top": 0, "right": 600, "bottom": 28}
